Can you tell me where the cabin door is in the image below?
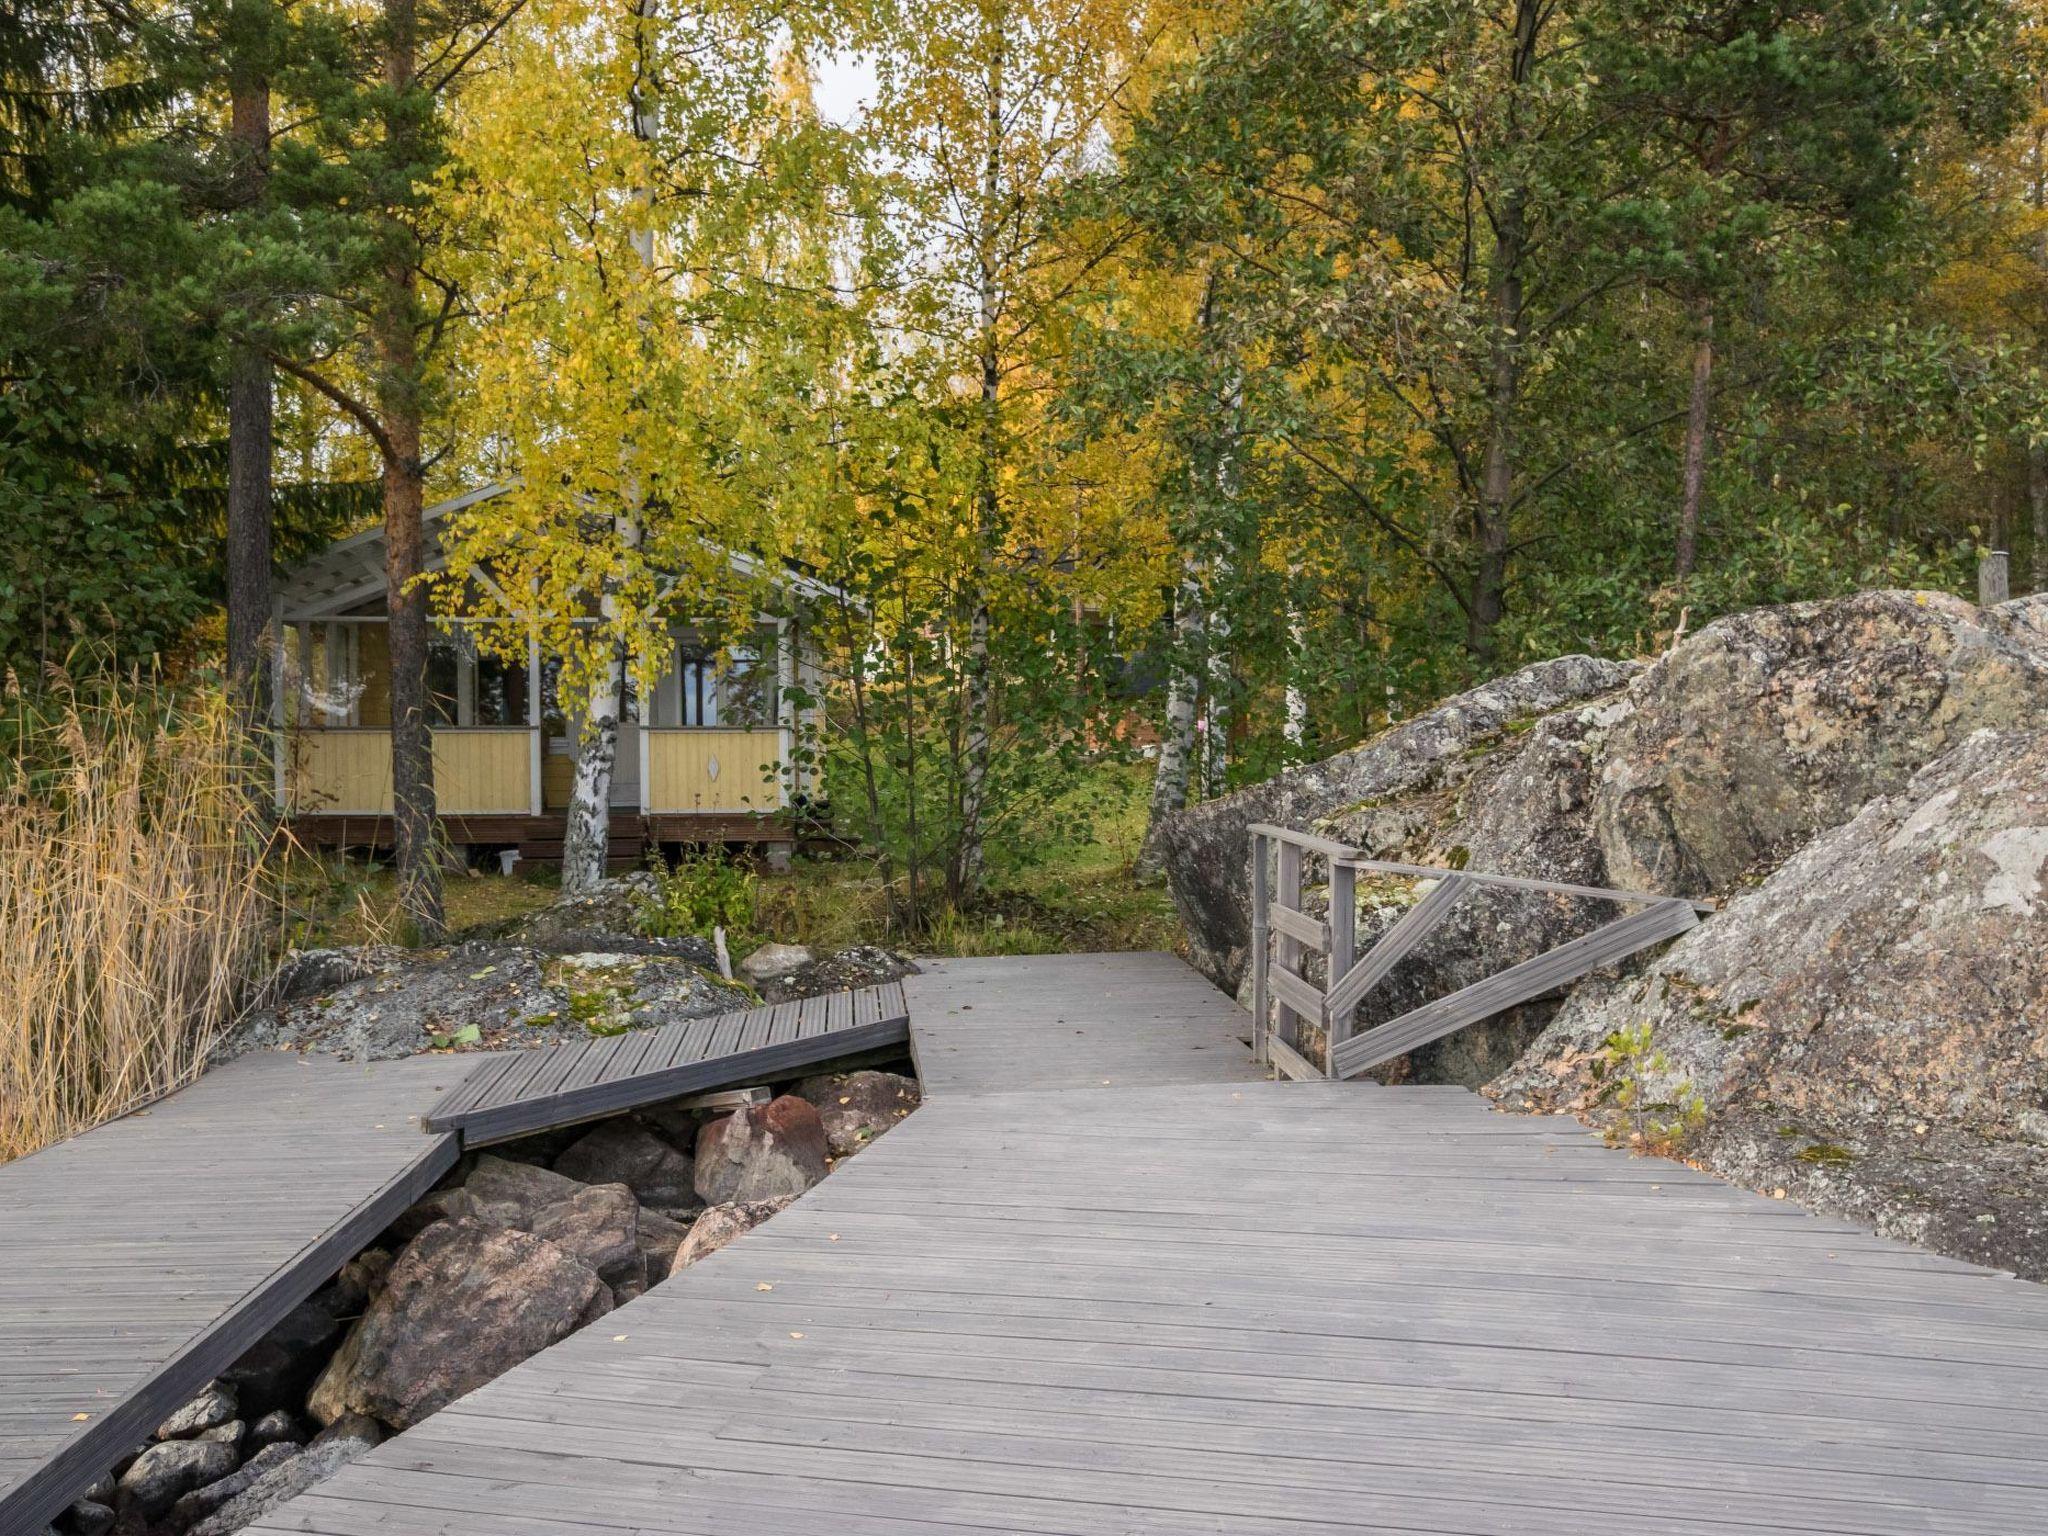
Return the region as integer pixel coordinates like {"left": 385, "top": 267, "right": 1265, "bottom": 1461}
{"left": 541, "top": 662, "right": 641, "bottom": 813}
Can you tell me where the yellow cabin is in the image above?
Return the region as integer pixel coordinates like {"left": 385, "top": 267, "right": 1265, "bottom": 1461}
{"left": 271, "top": 483, "right": 831, "bottom": 866}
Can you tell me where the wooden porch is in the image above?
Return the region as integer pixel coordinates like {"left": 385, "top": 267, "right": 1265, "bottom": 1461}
{"left": 286, "top": 808, "right": 802, "bottom": 869}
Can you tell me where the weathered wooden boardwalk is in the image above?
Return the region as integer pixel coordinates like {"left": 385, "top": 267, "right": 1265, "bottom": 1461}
{"left": 241, "top": 953, "right": 2048, "bottom": 1536}
{"left": 423, "top": 983, "right": 910, "bottom": 1145}
{"left": 0, "top": 1054, "right": 460, "bottom": 1536}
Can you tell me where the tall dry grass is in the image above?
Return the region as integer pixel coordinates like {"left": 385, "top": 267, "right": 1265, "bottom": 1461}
{"left": 0, "top": 674, "right": 281, "bottom": 1162}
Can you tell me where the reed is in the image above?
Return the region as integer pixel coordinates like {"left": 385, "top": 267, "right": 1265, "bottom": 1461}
{"left": 0, "top": 672, "right": 281, "bottom": 1162}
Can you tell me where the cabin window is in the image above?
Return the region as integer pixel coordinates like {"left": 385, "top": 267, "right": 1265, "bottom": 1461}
{"left": 473, "top": 653, "right": 530, "bottom": 726}
{"left": 426, "top": 638, "right": 463, "bottom": 727}
{"left": 426, "top": 633, "right": 533, "bottom": 727}
{"left": 671, "top": 645, "right": 767, "bottom": 727}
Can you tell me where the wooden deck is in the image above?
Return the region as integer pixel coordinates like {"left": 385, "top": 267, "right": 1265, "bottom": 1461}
{"left": 423, "top": 983, "right": 911, "bottom": 1146}
{"left": 905, "top": 952, "right": 1265, "bottom": 1095}
{"left": 234, "top": 953, "right": 2048, "bottom": 1536}
{"left": 0, "top": 1054, "right": 461, "bottom": 1536}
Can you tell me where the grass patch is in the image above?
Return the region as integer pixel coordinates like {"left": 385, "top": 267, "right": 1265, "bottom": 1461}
{"left": 283, "top": 854, "right": 559, "bottom": 948}
{"left": 280, "top": 762, "right": 1179, "bottom": 962}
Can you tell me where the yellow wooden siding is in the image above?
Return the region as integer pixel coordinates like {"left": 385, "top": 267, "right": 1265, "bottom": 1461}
{"left": 645, "top": 729, "right": 785, "bottom": 813}
{"left": 286, "top": 730, "right": 529, "bottom": 815}
{"left": 285, "top": 732, "right": 391, "bottom": 815}
{"left": 438, "top": 731, "right": 532, "bottom": 813}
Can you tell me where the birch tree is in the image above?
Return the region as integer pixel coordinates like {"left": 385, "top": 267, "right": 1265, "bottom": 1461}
{"left": 444, "top": 0, "right": 855, "bottom": 890}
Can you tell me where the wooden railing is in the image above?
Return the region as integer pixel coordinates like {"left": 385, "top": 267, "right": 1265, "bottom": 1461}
{"left": 1248, "top": 823, "right": 1712, "bottom": 1081}
{"left": 643, "top": 728, "right": 786, "bottom": 813}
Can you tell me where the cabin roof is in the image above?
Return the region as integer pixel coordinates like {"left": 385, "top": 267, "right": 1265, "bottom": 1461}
{"left": 276, "top": 481, "right": 847, "bottom": 619}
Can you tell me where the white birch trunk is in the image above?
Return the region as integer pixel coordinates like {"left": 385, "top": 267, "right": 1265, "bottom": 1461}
{"left": 1284, "top": 588, "right": 1307, "bottom": 751}
{"left": 1135, "top": 562, "right": 1204, "bottom": 878}
{"left": 560, "top": 0, "right": 659, "bottom": 895}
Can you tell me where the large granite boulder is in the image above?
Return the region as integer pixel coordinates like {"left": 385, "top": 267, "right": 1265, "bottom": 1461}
{"left": 307, "top": 1219, "right": 606, "bottom": 1429}
{"left": 669, "top": 1198, "right": 794, "bottom": 1275}
{"left": 462, "top": 1155, "right": 585, "bottom": 1225}
{"left": 1492, "top": 726, "right": 2048, "bottom": 1276}
{"left": 523, "top": 1182, "right": 645, "bottom": 1291}
{"left": 552, "top": 1121, "right": 696, "bottom": 1214}
{"left": 694, "top": 1096, "right": 828, "bottom": 1205}
{"left": 795, "top": 1070, "right": 921, "bottom": 1158}
{"left": 1158, "top": 654, "right": 1639, "bottom": 989}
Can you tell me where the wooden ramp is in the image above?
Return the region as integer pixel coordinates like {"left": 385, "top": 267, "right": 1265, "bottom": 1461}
{"left": 421, "top": 982, "right": 910, "bottom": 1147}
{"left": 245, "top": 954, "right": 2048, "bottom": 1536}
{"left": 0, "top": 1054, "right": 461, "bottom": 1536}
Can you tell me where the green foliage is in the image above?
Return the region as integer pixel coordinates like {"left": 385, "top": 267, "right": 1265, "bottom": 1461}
{"left": 1074, "top": 0, "right": 2039, "bottom": 783}
{"left": 635, "top": 849, "right": 758, "bottom": 943}
{"left": 1596, "top": 1022, "right": 1708, "bottom": 1154}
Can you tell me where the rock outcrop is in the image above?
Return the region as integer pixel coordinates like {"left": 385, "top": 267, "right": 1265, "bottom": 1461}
{"left": 755, "top": 945, "right": 919, "bottom": 1004}
{"left": 1492, "top": 726, "right": 2048, "bottom": 1274}
{"left": 1168, "top": 589, "right": 2048, "bottom": 1276}
{"left": 227, "top": 940, "right": 751, "bottom": 1061}
{"left": 1589, "top": 591, "right": 2048, "bottom": 895}
{"left": 1157, "top": 654, "right": 1640, "bottom": 990}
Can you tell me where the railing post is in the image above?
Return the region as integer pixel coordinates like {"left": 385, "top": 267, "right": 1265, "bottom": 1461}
{"left": 1273, "top": 835, "right": 1304, "bottom": 1055}
{"left": 1324, "top": 860, "right": 1356, "bottom": 1077}
{"left": 1249, "top": 831, "right": 1271, "bottom": 1066}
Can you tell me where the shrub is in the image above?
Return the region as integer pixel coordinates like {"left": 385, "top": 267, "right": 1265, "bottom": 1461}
{"left": 636, "top": 847, "right": 758, "bottom": 943}
{"left": 1595, "top": 1021, "right": 1707, "bottom": 1155}
{"left": 0, "top": 671, "right": 280, "bottom": 1161}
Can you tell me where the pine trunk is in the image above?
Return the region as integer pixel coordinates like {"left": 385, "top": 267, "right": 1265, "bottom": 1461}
{"left": 1470, "top": 229, "right": 1520, "bottom": 667}
{"left": 1465, "top": 2, "right": 1540, "bottom": 668}
{"left": 952, "top": 38, "right": 1004, "bottom": 907}
{"left": 378, "top": 0, "right": 443, "bottom": 940}
{"left": 224, "top": 16, "right": 271, "bottom": 729}
{"left": 1675, "top": 293, "right": 1714, "bottom": 583}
